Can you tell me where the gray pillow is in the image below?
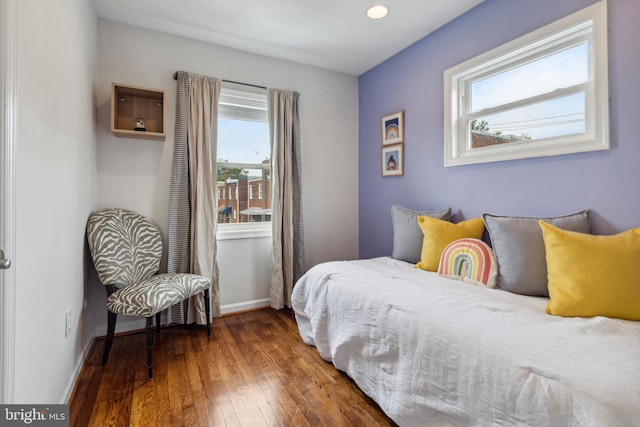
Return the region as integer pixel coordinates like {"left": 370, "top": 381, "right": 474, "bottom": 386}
{"left": 483, "top": 210, "right": 591, "bottom": 296}
{"left": 391, "top": 205, "right": 452, "bottom": 263}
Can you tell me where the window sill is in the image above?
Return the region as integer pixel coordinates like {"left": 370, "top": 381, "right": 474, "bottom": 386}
{"left": 217, "top": 224, "right": 272, "bottom": 241}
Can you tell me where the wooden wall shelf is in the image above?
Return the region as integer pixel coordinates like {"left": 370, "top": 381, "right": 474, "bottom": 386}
{"left": 111, "top": 83, "right": 165, "bottom": 140}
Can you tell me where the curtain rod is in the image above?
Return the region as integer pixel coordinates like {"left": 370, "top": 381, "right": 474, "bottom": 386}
{"left": 172, "top": 72, "right": 266, "bottom": 90}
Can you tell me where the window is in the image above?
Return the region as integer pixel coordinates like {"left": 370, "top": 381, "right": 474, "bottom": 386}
{"left": 444, "top": 1, "right": 608, "bottom": 167}
{"left": 217, "top": 82, "right": 271, "bottom": 238}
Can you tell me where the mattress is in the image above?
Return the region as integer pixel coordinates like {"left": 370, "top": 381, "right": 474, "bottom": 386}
{"left": 291, "top": 257, "right": 640, "bottom": 426}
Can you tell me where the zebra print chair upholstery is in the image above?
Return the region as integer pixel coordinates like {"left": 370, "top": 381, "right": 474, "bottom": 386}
{"left": 86, "top": 208, "right": 211, "bottom": 379}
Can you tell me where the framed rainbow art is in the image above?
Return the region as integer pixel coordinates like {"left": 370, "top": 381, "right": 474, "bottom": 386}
{"left": 381, "top": 110, "right": 404, "bottom": 145}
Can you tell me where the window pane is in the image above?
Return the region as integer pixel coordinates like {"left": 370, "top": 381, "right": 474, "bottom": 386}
{"left": 471, "top": 42, "right": 588, "bottom": 113}
{"left": 470, "top": 92, "right": 585, "bottom": 148}
{"left": 217, "top": 119, "right": 270, "bottom": 164}
{"left": 217, "top": 112, "right": 271, "bottom": 224}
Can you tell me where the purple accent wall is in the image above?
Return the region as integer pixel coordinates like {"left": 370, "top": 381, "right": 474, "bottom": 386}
{"left": 358, "top": 0, "right": 640, "bottom": 259}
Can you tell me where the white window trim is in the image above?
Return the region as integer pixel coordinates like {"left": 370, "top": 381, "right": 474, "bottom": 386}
{"left": 444, "top": 0, "right": 609, "bottom": 167}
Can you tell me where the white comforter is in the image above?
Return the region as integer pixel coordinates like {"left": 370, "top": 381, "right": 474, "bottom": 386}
{"left": 291, "top": 257, "right": 640, "bottom": 427}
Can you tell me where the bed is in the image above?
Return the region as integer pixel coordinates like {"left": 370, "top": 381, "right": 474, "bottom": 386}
{"left": 291, "top": 256, "right": 640, "bottom": 426}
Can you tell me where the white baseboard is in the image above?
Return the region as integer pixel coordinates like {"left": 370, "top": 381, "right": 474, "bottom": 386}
{"left": 93, "top": 299, "right": 272, "bottom": 336}
{"left": 221, "top": 298, "right": 270, "bottom": 315}
{"left": 93, "top": 317, "right": 147, "bottom": 337}
{"left": 61, "top": 336, "right": 95, "bottom": 404}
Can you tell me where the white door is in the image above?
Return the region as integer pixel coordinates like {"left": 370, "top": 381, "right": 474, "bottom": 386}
{"left": 0, "top": 0, "right": 17, "bottom": 404}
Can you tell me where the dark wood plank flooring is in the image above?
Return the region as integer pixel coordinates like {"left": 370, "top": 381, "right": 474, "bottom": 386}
{"left": 69, "top": 308, "right": 397, "bottom": 426}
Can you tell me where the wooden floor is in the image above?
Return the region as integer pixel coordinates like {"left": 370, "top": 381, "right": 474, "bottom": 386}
{"left": 69, "top": 308, "right": 397, "bottom": 426}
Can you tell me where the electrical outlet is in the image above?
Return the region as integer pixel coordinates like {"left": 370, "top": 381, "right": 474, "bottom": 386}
{"left": 65, "top": 309, "right": 72, "bottom": 337}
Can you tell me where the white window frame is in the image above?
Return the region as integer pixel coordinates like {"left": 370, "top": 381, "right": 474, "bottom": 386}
{"left": 217, "top": 82, "right": 272, "bottom": 240}
{"left": 444, "top": 1, "right": 608, "bottom": 167}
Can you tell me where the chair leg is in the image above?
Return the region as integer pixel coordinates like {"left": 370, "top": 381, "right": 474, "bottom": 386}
{"left": 155, "top": 312, "right": 161, "bottom": 335}
{"left": 146, "top": 317, "right": 154, "bottom": 380}
{"left": 204, "top": 288, "right": 211, "bottom": 337}
{"left": 102, "top": 311, "right": 117, "bottom": 365}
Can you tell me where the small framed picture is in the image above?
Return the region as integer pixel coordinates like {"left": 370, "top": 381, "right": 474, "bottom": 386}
{"left": 382, "top": 144, "right": 404, "bottom": 176}
{"left": 381, "top": 110, "right": 404, "bottom": 145}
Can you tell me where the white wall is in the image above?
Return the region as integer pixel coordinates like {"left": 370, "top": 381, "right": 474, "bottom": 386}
{"left": 92, "top": 19, "right": 359, "bottom": 334}
{"left": 217, "top": 235, "right": 272, "bottom": 313}
{"left": 15, "top": 0, "right": 97, "bottom": 403}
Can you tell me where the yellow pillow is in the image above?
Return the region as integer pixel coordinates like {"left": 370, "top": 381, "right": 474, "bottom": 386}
{"left": 416, "top": 217, "right": 484, "bottom": 271}
{"left": 539, "top": 220, "right": 640, "bottom": 320}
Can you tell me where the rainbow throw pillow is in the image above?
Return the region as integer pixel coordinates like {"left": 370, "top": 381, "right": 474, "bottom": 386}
{"left": 437, "top": 238, "right": 498, "bottom": 287}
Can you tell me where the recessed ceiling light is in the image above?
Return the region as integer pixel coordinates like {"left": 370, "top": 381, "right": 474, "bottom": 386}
{"left": 367, "top": 5, "right": 389, "bottom": 20}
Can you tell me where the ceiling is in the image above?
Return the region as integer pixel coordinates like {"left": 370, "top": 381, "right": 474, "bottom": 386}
{"left": 94, "top": 0, "right": 485, "bottom": 76}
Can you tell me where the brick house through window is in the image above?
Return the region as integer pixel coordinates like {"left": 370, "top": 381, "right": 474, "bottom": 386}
{"left": 217, "top": 159, "right": 271, "bottom": 223}
{"left": 471, "top": 130, "right": 526, "bottom": 148}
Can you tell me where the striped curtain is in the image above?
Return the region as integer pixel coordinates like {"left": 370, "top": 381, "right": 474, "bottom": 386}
{"left": 168, "top": 71, "right": 221, "bottom": 323}
{"left": 268, "top": 88, "right": 305, "bottom": 309}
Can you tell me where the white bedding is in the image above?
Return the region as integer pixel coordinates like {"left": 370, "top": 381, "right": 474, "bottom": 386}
{"left": 291, "top": 257, "right": 640, "bottom": 427}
